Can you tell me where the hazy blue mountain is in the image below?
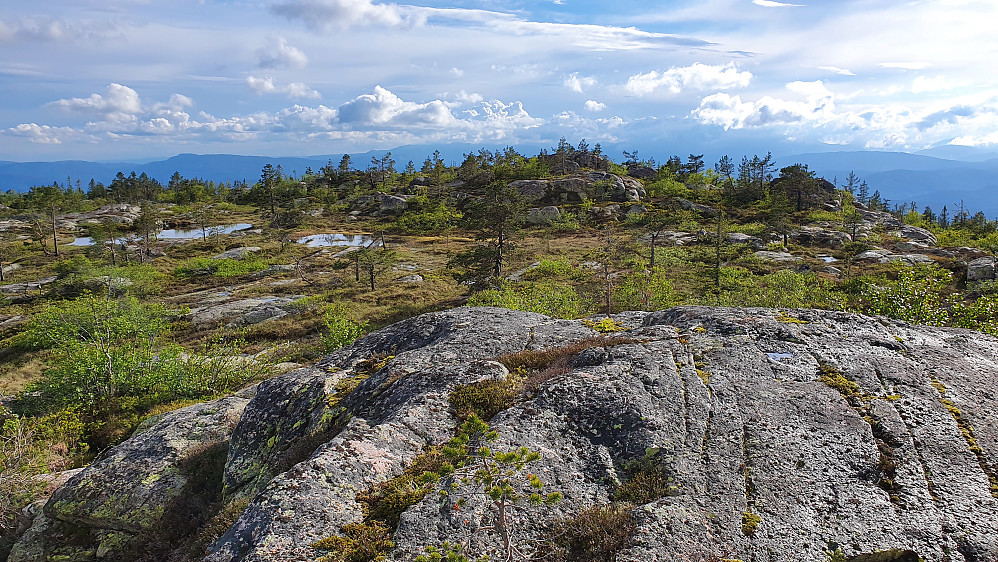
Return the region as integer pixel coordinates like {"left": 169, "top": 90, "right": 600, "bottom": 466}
{"left": 0, "top": 143, "right": 548, "bottom": 193}
{"left": 782, "top": 151, "right": 998, "bottom": 217}
{"left": 4, "top": 146, "right": 998, "bottom": 218}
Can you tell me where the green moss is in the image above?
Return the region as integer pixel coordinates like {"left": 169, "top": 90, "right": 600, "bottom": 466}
{"left": 583, "top": 318, "right": 626, "bottom": 333}
{"left": 741, "top": 511, "right": 761, "bottom": 535}
{"left": 817, "top": 363, "right": 860, "bottom": 399}
{"left": 312, "top": 521, "right": 394, "bottom": 562}
{"left": 356, "top": 447, "right": 446, "bottom": 529}
{"left": 774, "top": 312, "right": 808, "bottom": 324}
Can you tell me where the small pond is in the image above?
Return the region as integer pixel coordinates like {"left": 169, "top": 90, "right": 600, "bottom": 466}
{"left": 818, "top": 256, "right": 838, "bottom": 263}
{"left": 766, "top": 352, "right": 794, "bottom": 361}
{"left": 68, "top": 223, "right": 253, "bottom": 246}
{"left": 159, "top": 223, "right": 253, "bottom": 239}
{"left": 296, "top": 233, "right": 375, "bottom": 248}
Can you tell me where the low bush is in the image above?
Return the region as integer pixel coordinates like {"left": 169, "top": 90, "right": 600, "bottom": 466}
{"left": 534, "top": 503, "right": 637, "bottom": 561}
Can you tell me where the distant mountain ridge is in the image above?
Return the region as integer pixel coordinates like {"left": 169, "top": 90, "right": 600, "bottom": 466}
{"left": 4, "top": 146, "right": 998, "bottom": 217}
{"left": 780, "top": 150, "right": 998, "bottom": 217}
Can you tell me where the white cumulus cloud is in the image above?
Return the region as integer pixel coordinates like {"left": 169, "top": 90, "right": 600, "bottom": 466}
{"left": 584, "top": 100, "right": 606, "bottom": 112}
{"left": 564, "top": 73, "right": 597, "bottom": 93}
{"left": 625, "top": 62, "right": 752, "bottom": 96}
{"left": 49, "top": 83, "right": 143, "bottom": 123}
{"left": 247, "top": 76, "right": 320, "bottom": 99}
{"left": 256, "top": 35, "right": 309, "bottom": 69}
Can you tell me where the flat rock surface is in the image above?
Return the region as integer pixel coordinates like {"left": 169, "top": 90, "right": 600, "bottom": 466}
{"left": 13, "top": 306, "right": 998, "bottom": 562}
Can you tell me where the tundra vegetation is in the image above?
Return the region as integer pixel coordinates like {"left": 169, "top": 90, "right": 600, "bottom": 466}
{"left": 2, "top": 140, "right": 998, "bottom": 557}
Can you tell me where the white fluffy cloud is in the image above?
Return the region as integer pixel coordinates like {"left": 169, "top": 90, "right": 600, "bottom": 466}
{"left": 247, "top": 76, "right": 321, "bottom": 99}
{"left": 625, "top": 62, "right": 752, "bottom": 96}
{"left": 256, "top": 36, "right": 308, "bottom": 69}
{"left": 691, "top": 80, "right": 835, "bottom": 129}
{"left": 337, "top": 85, "right": 456, "bottom": 128}
{"left": 564, "top": 73, "right": 597, "bottom": 93}
{"left": 5, "top": 123, "right": 79, "bottom": 144}
{"left": 49, "top": 83, "right": 143, "bottom": 123}
{"left": 584, "top": 100, "right": 606, "bottom": 112}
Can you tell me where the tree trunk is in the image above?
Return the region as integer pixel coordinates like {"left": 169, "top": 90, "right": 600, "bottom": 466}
{"left": 51, "top": 205, "right": 60, "bottom": 257}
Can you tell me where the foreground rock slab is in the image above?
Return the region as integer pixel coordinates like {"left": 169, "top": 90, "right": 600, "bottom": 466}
{"left": 12, "top": 306, "right": 998, "bottom": 562}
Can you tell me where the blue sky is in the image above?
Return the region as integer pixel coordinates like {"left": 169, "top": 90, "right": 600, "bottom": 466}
{"left": 2, "top": 0, "right": 997, "bottom": 162}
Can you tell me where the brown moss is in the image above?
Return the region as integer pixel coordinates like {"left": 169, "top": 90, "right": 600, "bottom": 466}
{"left": 533, "top": 503, "right": 637, "bottom": 561}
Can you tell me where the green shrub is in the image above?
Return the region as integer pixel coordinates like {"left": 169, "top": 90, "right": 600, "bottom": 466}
{"left": 468, "top": 281, "right": 590, "bottom": 319}
{"left": 856, "top": 265, "right": 951, "bottom": 325}
{"left": 175, "top": 257, "right": 269, "bottom": 278}
{"left": 322, "top": 303, "right": 368, "bottom": 351}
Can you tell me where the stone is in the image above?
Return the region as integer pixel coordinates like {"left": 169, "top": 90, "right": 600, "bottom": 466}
{"left": 895, "top": 225, "right": 938, "bottom": 246}
{"left": 727, "top": 232, "right": 765, "bottom": 249}
{"left": 211, "top": 247, "right": 261, "bottom": 260}
{"left": 967, "top": 256, "right": 997, "bottom": 282}
{"left": 11, "top": 392, "right": 255, "bottom": 560}
{"left": 508, "top": 179, "right": 548, "bottom": 199}
{"left": 675, "top": 198, "right": 717, "bottom": 217}
{"left": 549, "top": 178, "right": 589, "bottom": 203}
{"left": 791, "top": 226, "right": 851, "bottom": 249}
{"left": 189, "top": 295, "right": 305, "bottom": 326}
{"left": 626, "top": 165, "right": 656, "bottom": 180}
{"left": 395, "top": 274, "right": 424, "bottom": 283}
{"left": 754, "top": 251, "right": 802, "bottom": 262}
{"left": 378, "top": 195, "right": 409, "bottom": 213}
{"left": 625, "top": 204, "right": 647, "bottom": 217}
{"left": 526, "top": 206, "right": 562, "bottom": 226}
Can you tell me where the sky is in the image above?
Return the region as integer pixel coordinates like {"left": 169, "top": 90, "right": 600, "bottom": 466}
{"left": 2, "top": 0, "right": 998, "bottom": 163}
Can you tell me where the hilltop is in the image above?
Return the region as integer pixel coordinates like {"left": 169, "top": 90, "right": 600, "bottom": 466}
{"left": 3, "top": 142, "right": 998, "bottom": 560}
{"left": 9, "top": 306, "right": 998, "bottom": 561}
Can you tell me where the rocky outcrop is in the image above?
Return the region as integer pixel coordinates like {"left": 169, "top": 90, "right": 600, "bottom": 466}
{"left": 967, "top": 257, "right": 997, "bottom": 282}
{"left": 508, "top": 172, "right": 645, "bottom": 205}
{"left": 10, "top": 390, "right": 255, "bottom": 561}
{"left": 525, "top": 206, "right": 562, "bottom": 226}
{"left": 12, "top": 307, "right": 998, "bottom": 561}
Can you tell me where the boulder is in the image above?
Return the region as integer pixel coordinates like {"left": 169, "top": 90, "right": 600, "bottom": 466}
{"left": 526, "top": 206, "right": 562, "bottom": 226}
{"left": 895, "top": 225, "right": 938, "bottom": 246}
{"left": 189, "top": 295, "right": 305, "bottom": 326}
{"left": 967, "top": 257, "right": 997, "bottom": 282}
{"left": 549, "top": 178, "right": 589, "bottom": 203}
{"left": 727, "top": 232, "right": 765, "bottom": 249}
{"left": 378, "top": 195, "right": 409, "bottom": 213}
{"left": 211, "top": 247, "right": 261, "bottom": 260}
{"left": 626, "top": 165, "right": 656, "bottom": 180}
{"left": 790, "top": 226, "right": 851, "bottom": 249}
{"left": 675, "top": 198, "right": 717, "bottom": 217}
{"left": 508, "top": 179, "right": 548, "bottom": 199}
{"left": 754, "top": 251, "right": 802, "bottom": 262}
{"left": 625, "top": 204, "right": 647, "bottom": 217}
{"left": 10, "top": 391, "right": 255, "bottom": 561}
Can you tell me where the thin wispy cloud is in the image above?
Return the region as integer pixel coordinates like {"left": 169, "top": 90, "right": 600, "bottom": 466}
{"left": 752, "top": 0, "right": 803, "bottom": 7}
{"left": 879, "top": 61, "right": 932, "bottom": 70}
